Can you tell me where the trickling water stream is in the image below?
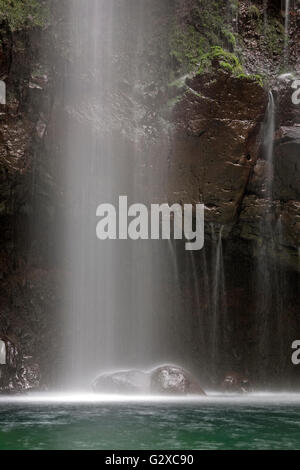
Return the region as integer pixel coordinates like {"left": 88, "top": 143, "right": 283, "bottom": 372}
{"left": 263, "top": 0, "right": 268, "bottom": 34}
{"left": 265, "top": 91, "right": 276, "bottom": 197}
{"left": 210, "top": 225, "right": 227, "bottom": 381}
{"left": 284, "top": 0, "right": 291, "bottom": 65}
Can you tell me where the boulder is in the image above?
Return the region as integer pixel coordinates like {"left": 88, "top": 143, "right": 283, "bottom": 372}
{"left": 150, "top": 365, "right": 205, "bottom": 395}
{"left": 93, "top": 365, "right": 206, "bottom": 396}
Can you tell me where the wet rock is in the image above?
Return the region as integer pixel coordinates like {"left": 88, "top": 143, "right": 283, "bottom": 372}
{"left": 273, "top": 126, "right": 300, "bottom": 201}
{"left": 0, "top": 22, "right": 12, "bottom": 79}
{"left": 167, "top": 69, "right": 268, "bottom": 226}
{"left": 238, "top": 195, "right": 300, "bottom": 270}
{"left": 0, "top": 339, "right": 41, "bottom": 394}
{"left": 221, "top": 373, "right": 252, "bottom": 394}
{"left": 150, "top": 365, "right": 206, "bottom": 395}
{"left": 274, "top": 74, "right": 300, "bottom": 126}
{"left": 93, "top": 365, "right": 206, "bottom": 395}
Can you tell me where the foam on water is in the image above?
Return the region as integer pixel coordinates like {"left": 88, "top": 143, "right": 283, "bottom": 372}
{"left": 1, "top": 393, "right": 300, "bottom": 404}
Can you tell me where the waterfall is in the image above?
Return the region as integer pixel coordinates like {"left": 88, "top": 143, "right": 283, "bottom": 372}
{"left": 263, "top": 0, "right": 268, "bottom": 34}
{"left": 255, "top": 91, "right": 276, "bottom": 379}
{"left": 189, "top": 251, "right": 205, "bottom": 350}
{"left": 0, "top": 340, "right": 6, "bottom": 365}
{"left": 284, "top": 0, "right": 290, "bottom": 65}
{"left": 59, "top": 0, "right": 183, "bottom": 388}
{"left": 255, "top": 90, "right": 290, "bottom": 384}
{"left": 264, "top": 91, "right": 275, "bottom": 197}
{"left": 210, "top": 225, "right": 227, "bottom": 382}
{"left": 227, "top": 0, "right": 239, "bottom": 32}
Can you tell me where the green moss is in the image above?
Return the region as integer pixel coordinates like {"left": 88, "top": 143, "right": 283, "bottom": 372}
{"left": 220, "top": 61, "right": 234, "bottom": 72}
{"left": 248, "top": 5, "right": 261, "bottom": 19}
{"left": 198, "top": 46, "right": 243, "bottom": 75}
{"left": 250, "top": 11, "right": 285, "bottom": 57}
{"left": 221, "top": 28, "right": 237, "bottom": 50}
{"left": 237, "top": 73, "right": 264, "bottom": 87}
{"left": 229, "top": 0, "right": 239, "bottom": 14}
{"left": 169, "top": 0, "right": 238, "bottom": 75}
{"left": 170, "top": 24, "right": 209, "bottom": 70}
{"left": 0, "top": 0, "right": 48, "bottom": 31}
{"left": 264, "top": 19, "right": 285, "bottom": 56}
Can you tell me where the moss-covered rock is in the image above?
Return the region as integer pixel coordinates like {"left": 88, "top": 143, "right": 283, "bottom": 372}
{"left": 198, "top": 46, "right": 243, "bottom": 75}
{"left": 237, "top": 73, "right": 264, "bottom": 88}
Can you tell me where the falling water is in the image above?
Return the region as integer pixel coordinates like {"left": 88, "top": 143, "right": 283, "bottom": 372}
{"left": 0, "top": 340, "right": 5, "bottom": 365}
{"left": 263, "top": 0, "right": 268, "bottom": 34}
{"left": 264, "top": 91, "right": 276, "bottom": 197}
{"left": 227, "top": 0, "right": 239, "bottom": 31}
{"left": 59, "top": 0, "right": 182, "bottom": 388}
{"left": 274, "top": 215, "right": 287, "bottom": 370}
{"left": 189, "top": 251, "right": 205, "bottom": 350}
{"left": 284, "top": 0, "right": 290, "bottom": 65}
{"left": 254, "top": 88, "right": 292, "bottom": 383}
{"left": 255, "top": 91, "right": 276, "bottom": 379}
{"left": 210, "top": 225, "right": 227, "bottom": 382}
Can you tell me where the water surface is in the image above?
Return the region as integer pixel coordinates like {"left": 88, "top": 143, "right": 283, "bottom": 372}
{"left": 0, "top": 394, "right": 299, "bottom": 450}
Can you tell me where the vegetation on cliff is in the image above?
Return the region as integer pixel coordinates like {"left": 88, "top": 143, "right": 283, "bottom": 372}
{"left": 170, "top": 0, "right": 286, "bottom": 84}
{"left": 0, "top": 0, "right": 48, "bottom": 31}
{"left": 170, "top": 0, "right": 238, "bottom": 73}
{"left": 198, "top": 46, "right": 243, "bottom": 75}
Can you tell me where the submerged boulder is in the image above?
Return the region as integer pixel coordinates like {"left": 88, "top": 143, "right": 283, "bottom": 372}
{"left": 93, "top": 365, "right": 206, "bottom": 396}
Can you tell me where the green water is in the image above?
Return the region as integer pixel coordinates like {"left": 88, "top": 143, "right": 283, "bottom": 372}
{"left": 0, "top": 396, "right": 300, "bottom": 450}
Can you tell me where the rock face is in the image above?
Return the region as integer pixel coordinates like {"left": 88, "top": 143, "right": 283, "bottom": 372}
{"left": 0, "top": 340, "right": 40, "bottom": 394}
{"left": 93, "top": 365, "right": 206, "bottom": 396}
{"left": 168, "top": 70, "right": 268, "bottom": 226}
{"left": 274, "top": 126, "right": 300, "bottom": 202}
{"left": 0, "top": 18, "right": 60, "bottom": 393}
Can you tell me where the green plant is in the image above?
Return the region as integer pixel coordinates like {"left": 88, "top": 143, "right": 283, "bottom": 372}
{"left": 0, "top": 0, "right": 48, "bottom": 31}
{"left": 237, "top": 73, "right": 264, "bottom": 87}
{"left": 198, "top": 46, "right": 243, "bottom": 75}
{"left": 264, "top": 19, "right": 285, "bottom": 56}
{"left": 169, "top": 0, "right": 237, "bottom": 74}
{"left": 170, "top": 24, "right": 208, "bottom": 70}
{"left": 221, "top": 28, "right": 236, "bottom": 50}
{"left": 248, "top": 4, "right": 261, "bottom": 19}
{"left": 229, "top": 0, "right": 239, "bottom": 14}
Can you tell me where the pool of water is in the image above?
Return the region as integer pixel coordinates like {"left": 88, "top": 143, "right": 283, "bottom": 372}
{"left": 0, "top": 394, "right": 300, "bottom": 450}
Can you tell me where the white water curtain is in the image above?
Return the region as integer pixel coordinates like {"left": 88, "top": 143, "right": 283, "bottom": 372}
{"left": 0, "top": 340, "right": 6, "bottom": 365}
